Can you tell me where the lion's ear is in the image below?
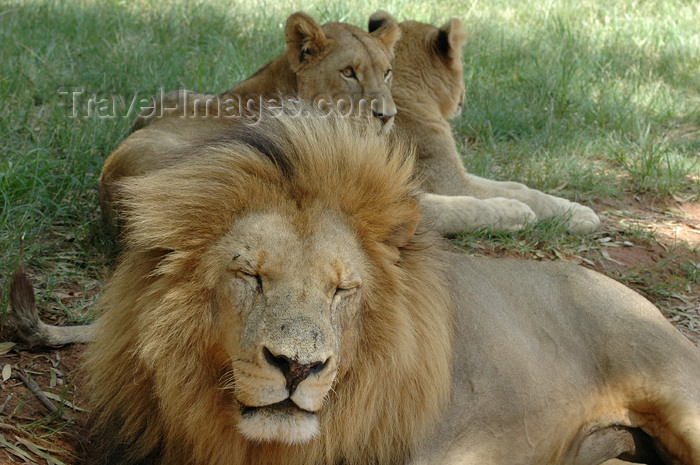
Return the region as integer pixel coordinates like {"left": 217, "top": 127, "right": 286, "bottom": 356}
{"left": 368, "top": 10, "right": 401, "bottom": 53}
{"left": 285, "top": 12, "right": 329, "bottom": 72}
{"left": 385, "top": 199, "right": 421, "bottom": 248}
{"left": 435, "top": 18, "right": 467, "bottom": 70}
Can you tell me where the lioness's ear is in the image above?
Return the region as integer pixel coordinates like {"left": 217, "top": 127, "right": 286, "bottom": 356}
{"left": 435, "top": 18, "right": 467, "bottom": 70}
{"left": 386, "top": 199, "right": 421, "bottom": 248}
{"left": 285, "top": 12, "right": 329, "bottom": 72}
{"left": 368, "top": 10, "right": 401, "bottom": 53}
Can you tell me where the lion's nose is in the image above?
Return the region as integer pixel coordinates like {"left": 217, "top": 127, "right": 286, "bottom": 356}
{"left": 372, "top": 109, "right": 396, "bottom": 124}
{"left": 263, "top": 346, "right": 330, "bottom": 394}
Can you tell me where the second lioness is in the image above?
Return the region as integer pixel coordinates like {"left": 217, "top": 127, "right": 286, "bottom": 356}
{"left": 388, "top": 19, "right": 599, "bottom": 234}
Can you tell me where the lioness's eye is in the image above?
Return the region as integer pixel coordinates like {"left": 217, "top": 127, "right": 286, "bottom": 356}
{"left": 384, "top": 69, "right": 392, "bottom": 81}
{"left": 340, "top": 66, "right": 357, "bottom": 79}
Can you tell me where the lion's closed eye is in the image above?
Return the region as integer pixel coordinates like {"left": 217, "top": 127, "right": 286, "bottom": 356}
{"left": 237, "top": 270, "right": 263, "bottom": 292}
{"left": 333, "top": 279, "right": 361, "bottom": 301}
{"left": 230, "top": 254, "right": 263, "bottom": 291}
{"left": 334, "top": 287, "right": 357, "bottom": 299}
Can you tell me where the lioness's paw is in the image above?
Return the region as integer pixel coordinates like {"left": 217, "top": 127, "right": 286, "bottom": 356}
{"left": 476, "top": 198, "right": 537, "bottom": 232}
{"left": 565, "top": 204, "right": 600, "bottom": 234}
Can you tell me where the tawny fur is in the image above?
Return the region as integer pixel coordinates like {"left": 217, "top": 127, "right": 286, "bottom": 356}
{"left": 127, "top": 14, "right": 599, "bottom": 235}
{"left": 132, "top": 11, "right": 399, "bottom": 131}
{"left": 387, "top": 19, "right": 600, "bottom": 234}
{"left": 9, "top": 269, "right": 95, "bottom": 347}
{"left": 9, "top": 110, "right": 700, "bottom": 465}
{"left": 100, "top": 11, "right": 398, "bottom": 232}
{"left": 85, "top": 113, "right": 453, "bottom": 465}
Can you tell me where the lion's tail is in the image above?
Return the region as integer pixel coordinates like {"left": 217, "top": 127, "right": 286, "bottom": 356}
{"left": 9, "top": 268, "right": 96, "bottom": 348}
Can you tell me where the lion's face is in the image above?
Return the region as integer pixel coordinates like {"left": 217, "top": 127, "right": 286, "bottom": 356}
{"left": 208, "top": 210, "right": 366, "bottom": 444}
{"left": 285, "top": 12, "right": 399, "bottom": 134}
{"left": 86, "top": 111, "right": 454, "bottom": 465}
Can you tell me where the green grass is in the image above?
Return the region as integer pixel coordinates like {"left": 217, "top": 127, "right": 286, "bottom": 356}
{"left": 0, "top": 1, "right": 698, "bottom": 459}
{"left": 1, "top": 0, "right": 699, "bottom": 318}
{"left": 610, "top": 122, "right": 698, "bottom": 195}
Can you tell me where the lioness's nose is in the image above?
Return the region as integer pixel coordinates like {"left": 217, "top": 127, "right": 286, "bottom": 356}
{"left": 372, "top": 109, "right": 396, "bottom": 124}
{"left": 263, "top": 346, "right": 330, "bottom": 394}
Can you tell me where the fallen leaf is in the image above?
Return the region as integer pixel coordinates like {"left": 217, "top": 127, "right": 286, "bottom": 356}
{"left": 0, "top": 434, "right": 38, "bottom": 464}
{"left": 2, "top": 364, "right": 11, "bottom": 382}
{"left": 600, "top": 249, "right": 626, "bottom": 266}
{"left": 575, "top": 256, "right": 596, "bottom": 266}
{"left": 50, "top": 369, "right": 57, "bottom": 388}
{"left": 0, "top": 342, "right": 16, "bottom": 356}
{"left": 42, "top": 392, "right": 89, "bottom": 412}
{"left": 16, "top": 436, "right": 43, "bottom": 456}
{"left": 16, "top": 437, "right": 67, "bottom": 465}
{"left": 552, "top": 249, "right": 566, "bottom": 260}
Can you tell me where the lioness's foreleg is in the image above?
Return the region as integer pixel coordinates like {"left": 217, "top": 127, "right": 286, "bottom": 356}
{"left": 419, "top": 192, "right": 536, "bottom": 234}
{"left": 416, "top": 149, "right": 600, "bottom": 234}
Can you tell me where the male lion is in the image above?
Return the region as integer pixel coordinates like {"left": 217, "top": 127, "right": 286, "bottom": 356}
{"left": 10, "top": 110, "right": 700, "bottom": 465}
{"left": 125, "top": 14, "right": 599, "bottom": 235}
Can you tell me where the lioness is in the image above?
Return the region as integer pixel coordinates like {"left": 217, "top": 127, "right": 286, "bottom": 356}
{"left": 388, "top": 19, "right": 600, "bottom": 234}
{"left": 11, "top": 109, "right": 700, "bottom": 465}
{"left": 132, "top": 10, "right": 398, "bottom": 132}
{"left": 99, "top": 10, "right": 399, "bottom": 229}
{"left": 127, "top": 14, "right": 599, "bottom": 234}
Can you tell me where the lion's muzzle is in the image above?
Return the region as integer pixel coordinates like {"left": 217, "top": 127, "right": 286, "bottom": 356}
{"left": 235, "top": 345, "right": 336, "bottom": 444}
{"left": 263, "top": 346, "right": 330, "bottom": 395}
{"left": 233, "top": 299, "right": 339, "bottom": 444}
{"left": 238, "top": 398, "right": 320, "bottom": 444}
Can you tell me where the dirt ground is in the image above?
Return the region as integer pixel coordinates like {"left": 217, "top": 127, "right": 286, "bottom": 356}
{"left": 0, "top": 197, "right": 698, "bottom": 464}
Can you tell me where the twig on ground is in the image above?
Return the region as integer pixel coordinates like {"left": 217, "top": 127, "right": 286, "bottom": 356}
{"left": 12, "top": 369, "right": 60, "bottom": 417}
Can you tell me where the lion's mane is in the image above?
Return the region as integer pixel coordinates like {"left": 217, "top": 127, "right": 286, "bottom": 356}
{"left": 85, "top": 112, "right": 454, "bottom": 465}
